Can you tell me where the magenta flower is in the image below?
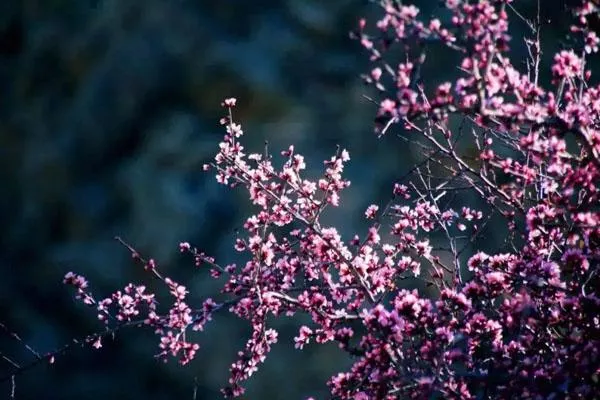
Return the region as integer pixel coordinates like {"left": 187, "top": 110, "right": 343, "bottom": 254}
{"left": 63, "top": 1, "right": 600, "bottom": 398}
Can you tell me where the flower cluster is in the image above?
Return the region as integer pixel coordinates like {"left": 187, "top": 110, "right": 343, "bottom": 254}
{"left": 65, "top": 1, "right": 600, "bottom": 398}
{"left": 64, "top": 242, "right": 214, "bottom": 366}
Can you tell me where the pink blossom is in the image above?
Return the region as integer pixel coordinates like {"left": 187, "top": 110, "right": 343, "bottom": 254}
{"left": 63, "top": 3, "right": 600, "bottom": 399}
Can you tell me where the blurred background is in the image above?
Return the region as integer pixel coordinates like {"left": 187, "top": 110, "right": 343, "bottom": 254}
{"left": 0, "top": 1, "right": 582, "bottom": 399}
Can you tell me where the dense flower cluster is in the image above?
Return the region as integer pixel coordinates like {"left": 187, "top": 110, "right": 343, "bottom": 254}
{"left": 65, "top": 0, "right": 600, "bottom": 398}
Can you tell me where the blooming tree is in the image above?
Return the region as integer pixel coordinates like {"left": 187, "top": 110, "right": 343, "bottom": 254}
{"left": 59, "top": 0, "right": 600, "bottom": 398}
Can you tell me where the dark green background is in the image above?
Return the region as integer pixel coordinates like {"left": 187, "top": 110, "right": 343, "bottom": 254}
{"left": 0, "top": 1, "right": 583, "bottom": 398}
